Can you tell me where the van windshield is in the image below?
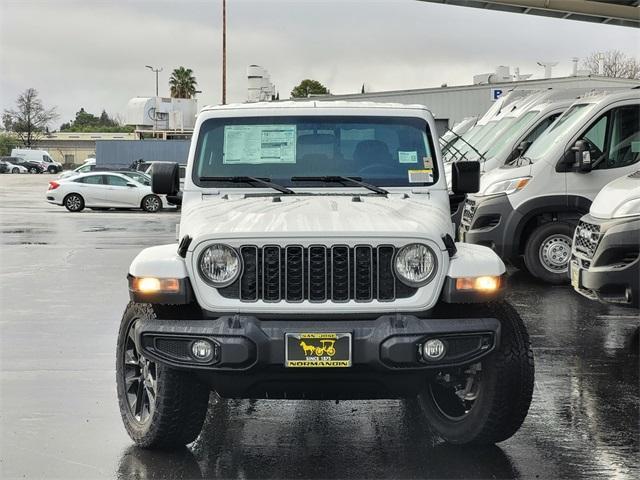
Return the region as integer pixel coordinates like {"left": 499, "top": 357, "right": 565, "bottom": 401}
{"left": 484, "top": 111, "right": 539, "bottom": 158}
{"left": 193, "top": 116, "right": 437, "bottom": 188}
{"left": 526, "top": 104, "right": 593, "bottom": 163}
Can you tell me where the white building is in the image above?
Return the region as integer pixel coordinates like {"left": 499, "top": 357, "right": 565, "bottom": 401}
{"left": 247, "top": 65, "right": 276, "bottom": 103}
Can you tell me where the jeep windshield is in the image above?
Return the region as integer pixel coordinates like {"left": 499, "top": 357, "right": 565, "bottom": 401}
{"left": 193, "top": 115, "right": 437, "bottom": 188}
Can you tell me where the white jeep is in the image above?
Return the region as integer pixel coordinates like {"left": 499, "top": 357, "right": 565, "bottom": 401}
{"left": 116, "top": 101, "right": 534, "bottom": 448}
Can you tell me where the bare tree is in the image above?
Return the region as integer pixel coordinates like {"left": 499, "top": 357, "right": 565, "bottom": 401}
{"left": 582, "top": 50, "right": 640, "bottom": 80}
{"left": 2, "top": 88, "right": 58, "bottom": 147}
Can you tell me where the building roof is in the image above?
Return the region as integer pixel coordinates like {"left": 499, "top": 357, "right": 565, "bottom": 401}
{"left": 419, "top": 0, "right": 639, "bottom": 28}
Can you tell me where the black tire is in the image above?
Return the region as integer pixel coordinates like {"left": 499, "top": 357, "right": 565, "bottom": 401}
{"left": 524, "top": 222, "right": 575, "bottom": 284}
{"left": 29, "top": 167, "right": 38, "bottom": 174}
{"left": 64, "top": 193, "right": 85, "bottom": 212}
{"left": 116, "top": 302, "right": 209, "bottom": 449}
{"left": 141, "top": 194, "right": 162, "bottom": 213}
{"left": 11, "top": 167, "right": 19, "bottom": 174}
{"left": 418, "top": 301, "right": 534, "bottom": 445}
{"left": 48, "top": 166, "right": 57, "bottom": 174}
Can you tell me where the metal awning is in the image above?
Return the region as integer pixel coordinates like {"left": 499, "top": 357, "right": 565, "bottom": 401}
{"left": 419, "top": 1, "right": 640, "bottom": 28}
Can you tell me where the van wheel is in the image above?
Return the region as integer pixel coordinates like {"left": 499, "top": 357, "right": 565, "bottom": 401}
{"left": 116, "top": 303, "right": 209, "bottom": 448}
{"left": 141, "top": 195, "right": 162, "bottom": 213}
{"left": 64, "top": 193, "right": 85, "bottom": 212}
{"left": 418, "top": 301, "right": 534, "bottom": 445}
{"left": 524, "top": 222, "right": 574, "bottom": 284}
{"left": 48, "top": 166, "right": 57, "bottom": 174}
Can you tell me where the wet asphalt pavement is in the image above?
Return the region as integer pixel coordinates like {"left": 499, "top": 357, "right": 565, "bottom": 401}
{"left": 1, "top": 174, "right": 638, "bottom": 480}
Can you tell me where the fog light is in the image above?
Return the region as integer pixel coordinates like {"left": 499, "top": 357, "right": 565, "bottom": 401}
{"left": 423, "top": 339, "right": 446, "bottom": 361}
{"left": 191, "top": 340, "right": 214, "bottom": 361}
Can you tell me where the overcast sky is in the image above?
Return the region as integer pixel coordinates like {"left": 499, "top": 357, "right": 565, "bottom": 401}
{"left": 1, "top": 0, "right": 638, "bottom": 128}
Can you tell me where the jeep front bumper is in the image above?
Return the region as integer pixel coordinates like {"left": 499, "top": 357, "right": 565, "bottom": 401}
{"left": 134, "top": 314, "right": 500, "bottom": 399}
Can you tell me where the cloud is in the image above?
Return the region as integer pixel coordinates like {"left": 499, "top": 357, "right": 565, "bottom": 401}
{"left": 1, "top": 0, "right": 638, "bottom": 127}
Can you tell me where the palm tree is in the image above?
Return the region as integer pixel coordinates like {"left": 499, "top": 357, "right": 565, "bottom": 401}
{"left": 169, "top": 67, "right": 198, "bottom": 99}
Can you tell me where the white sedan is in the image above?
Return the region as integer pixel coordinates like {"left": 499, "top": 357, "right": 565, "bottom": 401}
{"left": 45, "top": 171, "right": 166, "bottom": 212}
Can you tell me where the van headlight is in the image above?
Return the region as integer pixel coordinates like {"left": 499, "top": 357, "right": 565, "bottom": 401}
{"left": 482, "top": 176, "right": 531, "bottom": 196}
{"left": 198, "top": 244, "right": 241, "bottom": 287}
{"left": 394, "top": 243, "right": 437, "bottom": 287}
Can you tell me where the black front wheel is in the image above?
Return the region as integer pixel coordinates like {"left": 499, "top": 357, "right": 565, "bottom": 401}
{"left": 29, "top": 167, "right": 38, "bottom": 174}
{"left": 116, "top": 303, "right": 209, "bottom": 449}
{"left": 524, "top": 222, "right": 575, "bottom": 284}
{"left": 64, "top": 193, "right": 85, "bottom": 212}
{"left": 418, "top": 301, "right": 534, "bottom": 445}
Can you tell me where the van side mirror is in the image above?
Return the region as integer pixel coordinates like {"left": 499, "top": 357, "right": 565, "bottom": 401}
{"left": 572, "top": 140, "right": 592, "bottom": 173}
{"left": 505, "top": 141, "right": 532, "bottom": 164}
{"left": 151, "top": 162, "right": 180, "bottom": 195}
{"left": 451, "top": 161, "right": 480, "bottom": 194}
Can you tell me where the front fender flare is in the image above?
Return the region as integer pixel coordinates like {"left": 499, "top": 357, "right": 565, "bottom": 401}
{"left": 447, "top": 243, "right": 506, "bottom": 278}
{"left": 129, "top": 244, "right": 188, "bottom": 279}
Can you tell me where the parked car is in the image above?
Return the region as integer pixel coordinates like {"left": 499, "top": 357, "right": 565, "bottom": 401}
{"left": 11, "top": 148, "right": 62, "bottom": 173}
{"left": 570, "top": 170, "right": 640, "bottom": 308}
{"left": 1, "top": 156, "right": 44, "bottom": 173}
{"left": 460, "top": 89, "right": 640, "bottom": 284}
{"left": 45, "top": 171, "right": 165, "bottom": 212}
{"left": 0, "top": 159, "right": 27, "bottom": 174}
{"left": 58, "top": 158, "right": 96, "bottom": 179}
{"left": 117, "top": 101, "right": 534, "bottom": 449}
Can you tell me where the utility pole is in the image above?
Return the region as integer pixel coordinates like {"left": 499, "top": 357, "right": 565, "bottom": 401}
{"left": 222, "top": 0, "right": 227, "bottom": 104}
{"left": 145, "top": 65, "right": 163, "bottom": 97}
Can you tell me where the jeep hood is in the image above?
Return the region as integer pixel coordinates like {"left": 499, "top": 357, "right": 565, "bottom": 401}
{"left": 180, "top": 194, "right": 452, "bottom": 245}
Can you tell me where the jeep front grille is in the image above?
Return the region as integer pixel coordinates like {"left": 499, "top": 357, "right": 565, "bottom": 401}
{"left": 218, "top": 245, "right": 417, "bottom": 303}
{"left": 574, "top": 221, "right": 601, "bottom": 259}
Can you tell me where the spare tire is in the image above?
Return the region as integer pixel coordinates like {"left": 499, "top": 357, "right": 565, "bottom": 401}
{"left": 151, "top": 163, "right": 180, "bottom": 195}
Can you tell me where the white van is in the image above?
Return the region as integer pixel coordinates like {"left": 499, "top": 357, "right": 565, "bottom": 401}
{"left": 460, "top": 89, "right": 640, "bottom": 284}
{"left": 570, "top": 170, "right": 639, "bottom": 308}
{"left": 11, "top": 148, "right": 62, "bottom": 173}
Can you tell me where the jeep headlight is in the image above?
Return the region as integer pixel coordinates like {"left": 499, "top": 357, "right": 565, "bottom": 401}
{"left": 482, "top": 176, "right": 531, "bottom": 196}
{"left": 612, "top": 198, "right": 640, "bottom": 218}
{"left": 394, "top": 243, "right": 437, "bottom": 287}
{"left": 198, "top": 244, "right": 241, "bottom": 287}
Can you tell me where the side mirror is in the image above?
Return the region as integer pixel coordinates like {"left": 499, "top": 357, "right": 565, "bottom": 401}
{"left": 505, "top": 140, "right": 532, "bottom": 164}
{"left": 151, "top": 162, "right": 180, "bottom": 195}
{"left": 572, "top": 140, "right": 592, "bottom": 173}
{"left": 451, "top": 161, "right": 480, "bottom": 194}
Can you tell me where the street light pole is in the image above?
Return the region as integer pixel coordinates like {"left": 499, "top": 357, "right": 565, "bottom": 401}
{"left": 145, "top": 65, "right": 163, "bottom": 97}
{"left": 222, "top": 0, "right": 227, "bottom": 105}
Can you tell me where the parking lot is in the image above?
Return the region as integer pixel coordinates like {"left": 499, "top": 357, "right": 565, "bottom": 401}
{"left": 0, "top": 173, "right": 638, "bottom": 479}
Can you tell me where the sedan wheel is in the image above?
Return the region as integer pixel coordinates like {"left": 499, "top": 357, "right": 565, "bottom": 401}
{"left": 142, "top": 195, "right": 161, "bottom": 213}
{"left": 29, "top": 167, "right": 38, "bottom": 174}
{"left": 64, "top": 193, "right": 85, "bottom": 212}
{"left": 12, "top": 168, "right": 19, "bottom": 174}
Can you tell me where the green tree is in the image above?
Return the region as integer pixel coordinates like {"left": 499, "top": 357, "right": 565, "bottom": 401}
{"left": 60, "top": 108, "right": 132, "bottom": 133}
{"left": 0, "top": 133, "right": 19, "bottom": 156}
{"left": 290, "top": 79, "right": 329, "bottom": 98}
{"left": 2, "top": 88, "right": 58, "bottom": 147}
{"left": 169, "top": 67, "right": 198, "bottom": 99}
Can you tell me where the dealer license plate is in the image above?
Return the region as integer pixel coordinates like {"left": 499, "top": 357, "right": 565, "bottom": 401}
{"left": 285, "top": 333, "right": 352, "bottom": 368}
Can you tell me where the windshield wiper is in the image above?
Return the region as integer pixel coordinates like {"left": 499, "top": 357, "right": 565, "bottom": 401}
{"left": 199, "top": 176, "right": 295, "bottom": 194}
{"left": 444, "top": 127, "right": 488, "bottom": 163}
{"left": 291, "top": 176, "right": 389, "bottom": 195}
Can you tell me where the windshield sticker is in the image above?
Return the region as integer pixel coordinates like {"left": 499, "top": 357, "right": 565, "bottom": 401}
{"left": 408, "top": 169, "right": 433, "bottom": 183}
{"left": 423, "top": 156, "right": 434, "bottom": 169}
{"left": 223, "top": 125, "right": 297, "bottom": 164}
{"left": 398, "top": 151, "right": 418, "bottom": 163}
